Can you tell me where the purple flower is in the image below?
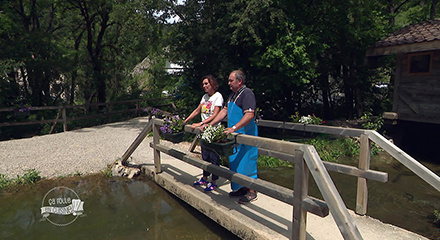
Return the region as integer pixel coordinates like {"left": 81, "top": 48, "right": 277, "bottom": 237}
{"left": 18, "top": 107, "right": 31, "bottom": 112}
{"left": 151, "top": 108, "right": 160, "bottom": 115}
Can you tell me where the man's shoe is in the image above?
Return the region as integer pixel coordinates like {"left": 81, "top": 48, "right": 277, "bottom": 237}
{"left": 204, "top": 182, "right": 217, "bottom": 192}
{"left": 193, "top": 177, "right": 208, "bottom": 186}
{"left": 229, "top": 187, "right": 248, "bottom": 198}
{"left": 238, "top": 191, "right": 257, "bottom": 204}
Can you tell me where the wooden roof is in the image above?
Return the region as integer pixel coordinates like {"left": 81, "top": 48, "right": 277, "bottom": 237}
{"left": 367, "top": 20, "right": 440, "bottom": 56}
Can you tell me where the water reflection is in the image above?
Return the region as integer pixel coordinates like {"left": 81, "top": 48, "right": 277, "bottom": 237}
{"left": 0, "top": 175, "right": 239, "bottom": 240}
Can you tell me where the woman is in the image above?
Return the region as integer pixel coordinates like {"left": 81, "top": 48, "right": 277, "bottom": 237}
{"left": 183, "top": 75, "right": 224, "bottom": 191}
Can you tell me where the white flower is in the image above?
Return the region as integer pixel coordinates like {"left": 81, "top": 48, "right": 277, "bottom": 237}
{"left": 201, "top": 125, "right": 226, "bottom": 143}
{"left": 299, "top": 115, "right": 312, "bottom": 124}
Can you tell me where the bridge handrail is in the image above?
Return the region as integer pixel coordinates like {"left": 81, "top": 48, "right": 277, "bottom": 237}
{"left": 124, "top": 118, "right": 440, "bottom": 240}
{"left": 257, "top": 120, "right": 440, "bottom": 192}
{"left": 151, "top": 118, "right": 364, "bottom": 240}
{"left": 366, "top": 130, "right": 440, "bottom": 191}
{"left": 149, "top": 141, "right": 329, "bottom": 217}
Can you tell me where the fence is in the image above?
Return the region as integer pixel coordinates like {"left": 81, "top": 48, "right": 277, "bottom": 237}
{"left": 0, "top": 97, "right": 177, "bottom": 134}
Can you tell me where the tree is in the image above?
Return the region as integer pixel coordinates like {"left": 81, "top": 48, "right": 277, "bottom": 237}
{"left": 58, "top": 0, "right": 167, "bottom": 104}
{"left": 166, "top": 0, "right": 395, "bottom": 120}
{"left": 0, "top": 0, "right": 67, "bottom": 107}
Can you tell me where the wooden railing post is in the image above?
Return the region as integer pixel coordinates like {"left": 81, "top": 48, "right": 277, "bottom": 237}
{"left": 136, "top": 101, "right": 141, "bottom": 117}
{"left": 108, "top": 103, "right": 113, "bottom": 122}
{"left": 62, "top": 107, "right": 67, "bottom": 132}
{"left": 292, "top": 150, "right": 308, "bottom": 240}
{"left": 356, "top": 133, "right": 371, "bottom": 215}
{"left": 189, "top": 135, "right": 199, "bottom": 152}
{"left": 121, "top": 121, "right": 153, "bottom": 165}
{"left": 153, "top": 118, "right": 162, "bottom": 173}
{"left": 49, "top": 108, "right": 63, "bottom": 134}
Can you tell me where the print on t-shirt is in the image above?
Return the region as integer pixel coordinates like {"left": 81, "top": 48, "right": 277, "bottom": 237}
{"left": 201, "top": 101, "right": 213, "bottom": 114}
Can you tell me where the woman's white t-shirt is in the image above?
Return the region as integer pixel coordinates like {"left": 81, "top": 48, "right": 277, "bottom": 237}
{"left": 200, "top": 92, "right": 223, "bottom": 121}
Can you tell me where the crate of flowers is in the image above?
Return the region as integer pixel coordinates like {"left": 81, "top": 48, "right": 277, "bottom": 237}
{"left": 201, "top": 125, "right": 236, "bottom": 156}
{"left": 160, "top": 115, "right": 185, "bottom": 143}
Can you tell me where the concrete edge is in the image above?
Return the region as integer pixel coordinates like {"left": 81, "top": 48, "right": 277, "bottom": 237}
{"left": 141, "top": 165, "right": 288, "bottom": 240}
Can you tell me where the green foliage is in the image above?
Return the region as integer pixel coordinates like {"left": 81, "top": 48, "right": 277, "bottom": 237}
{"left": 257, "top": 155, "right": 292, "bottom": 168}
{"left": 166, "top": 0, "right": 399, "bottom": 120}
{"left": 304, "top": 136, "right": 382, "bottom": 163}
{"left": 0, "top": 0, "right": 166, "bottom": 108}
{"left": 307, "top": 138, "right": 349, "bottom": 163}
{"left": 0, "top": 174, "right": 11, "bottom": 189}
{"left": 257, "top": 135, "right": 383, "bottom": 167}
{"left": 20, "top": 169, "right": 42, "bottom": 184}
{"left": 290, "top": 112, "right": 324, "bottom": 125}
{"left": 1, "top": 0, "right": 437, "bottom": 131}
{"left": 434, "top": 210, "right": 440, "bottom": 226}
{"left": 260, "top": 23, "right": 317, "bottom": 85}
{"left": 101, "top": 164, "right": 113, "bottom": 178}
{"left": 361, "top": 112, "right": 384, "bottom": 131}
{"left": 0, "top": 169, "right": 42, "bottom": 190}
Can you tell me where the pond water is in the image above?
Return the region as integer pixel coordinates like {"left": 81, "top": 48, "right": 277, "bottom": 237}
{"left": 0, "top": 174, "right": 239, "bottom": 240}
{"left": 259, "top": 159, "right": 440, "bottom": 239}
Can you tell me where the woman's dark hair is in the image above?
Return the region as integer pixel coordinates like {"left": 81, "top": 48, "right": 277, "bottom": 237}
{"left": 201, "top": 75, "right": 219, "bottom": 92}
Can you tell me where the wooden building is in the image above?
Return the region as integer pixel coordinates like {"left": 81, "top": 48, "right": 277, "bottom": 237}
{"left": 367, "top": 20, "right": 440, "bottom": 125}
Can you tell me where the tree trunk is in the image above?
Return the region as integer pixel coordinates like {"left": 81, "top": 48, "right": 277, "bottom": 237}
{"left": 342, "top": 64, "right": 354, "bottom": 118}
{"left": 431, "top": 0, "right": 438, "bottom": 20}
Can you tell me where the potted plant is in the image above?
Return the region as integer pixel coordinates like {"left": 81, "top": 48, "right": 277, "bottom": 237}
{"left": 14, "top": 103, "right": 32, "bottom": 117}
{"left": 289, "top": 112, "right": 324, "bottom": 138}
{"left": 143, "top": 107, "right": 165, "bottom": 119}
{"left": 201, "top": 125, "right": 236, "bottom": 156}
{"left": 160, "top": 115, "right": 185, "bottom": 143}
{"left": 290, "top": 112, "right": 324, "bottom": 125}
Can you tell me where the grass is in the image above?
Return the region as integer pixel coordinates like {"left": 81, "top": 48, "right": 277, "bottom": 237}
{"left": 434, "top": 210, "right": 440, "bottom": 226}
{"left": 101, "top": 163, "right": 113, "bottom": 178}
{"left": 256, "top": 135, "right": 383, "bottom": 167}
{"left": 1, "top": 165, "right": 114, "bottom": 192}
{"left": 258, "top": 155, "right": 293, "bottom": 168}
{"left": 0, "top": 169, "right": 42, "bottom": 190}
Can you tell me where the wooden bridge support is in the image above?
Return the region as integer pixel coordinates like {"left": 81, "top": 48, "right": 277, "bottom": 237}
{"left": 356, "top": 134, "right": 371, "bottom": 215}
{"left": 153, "top": 118, "right": 162, "bottom": 173}
{"left": 292, "top": 150, "right": 308, "bottom": 240}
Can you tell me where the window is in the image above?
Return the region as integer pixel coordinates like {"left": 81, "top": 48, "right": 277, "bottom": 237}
{"left": 408, "top": 52, "right": 433, "bottom": 75}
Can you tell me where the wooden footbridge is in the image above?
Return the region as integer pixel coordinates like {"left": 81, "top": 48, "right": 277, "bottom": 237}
{"left": 121, "top": 118, "right": 440, "bottom": 240}
{"left": 3, "top": 100, "right": 438, "bottom": 239}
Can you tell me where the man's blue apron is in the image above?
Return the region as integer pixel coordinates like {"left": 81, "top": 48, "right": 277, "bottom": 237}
{"left": 228, "top": 100, "right": 258, "bottom": 191}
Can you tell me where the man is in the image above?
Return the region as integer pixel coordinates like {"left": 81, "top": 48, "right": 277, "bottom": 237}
{"left": 208, "top": 70, "right": 258, "bottom": 204}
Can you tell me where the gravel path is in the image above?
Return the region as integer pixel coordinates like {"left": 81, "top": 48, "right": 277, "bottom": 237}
{"left": 0, "top": 117, "right": 196, "bottom": 179}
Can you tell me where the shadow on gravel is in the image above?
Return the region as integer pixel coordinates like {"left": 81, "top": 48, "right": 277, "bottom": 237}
{"left": 75, "top": 117, "right": 151, "bottom": 132}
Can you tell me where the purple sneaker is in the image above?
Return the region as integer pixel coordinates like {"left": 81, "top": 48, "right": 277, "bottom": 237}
{"left": 193, "top": 177, "right": 208, "bottom": 186}
{"left": 204, "top": 182, "right": 217, "bottom": 192}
